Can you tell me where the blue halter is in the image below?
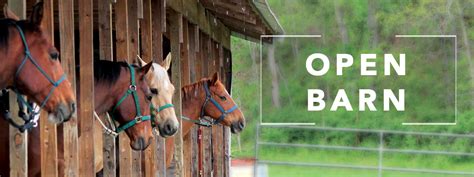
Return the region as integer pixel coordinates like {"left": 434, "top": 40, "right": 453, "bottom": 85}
{"left": 4, "top": 24, "right": 67, "bottom": 131}
{"left": 200, "top": 81, "right": 238, "bottom": 125}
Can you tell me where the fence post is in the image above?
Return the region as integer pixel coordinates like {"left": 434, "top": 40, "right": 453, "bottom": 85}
{"left": 78, "top": 0, "right": 95, "bottom": 175}
{"left": 41, "top": 1, "right": 58, "bottom": 176}
{"left": 7, "top": 1, "right": 27, "bottom": 176}
{"left": 170, "top": 11, "right": 184, "bottom": 177}
{"left": 58, "top": 0, "right": 79, "bottom": 176}
{"left": 378, "top": 131, "right": 384, "bottom": 177}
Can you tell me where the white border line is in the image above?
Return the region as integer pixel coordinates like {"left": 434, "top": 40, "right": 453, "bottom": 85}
{"left": 260, "top": 35, "right": 322, "bottom": 126}
{"left": 261, "top": 122, "right": 317, "bottom": 126}
{"left": 261, "top": 34, "right": 322, "bottom": 38}
{"left": 396, "top": 35, "right": 457, "bottom": 125}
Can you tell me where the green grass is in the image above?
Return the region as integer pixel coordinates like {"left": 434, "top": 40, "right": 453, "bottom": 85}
{"left": 253, "top": 148, "right": 474, "bottom": 177}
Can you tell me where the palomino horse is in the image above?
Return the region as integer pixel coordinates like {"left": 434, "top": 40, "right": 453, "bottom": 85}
{"left": 136, "top": 54, "right": 179, "bottom": 137}
{"left": 93, "top": 55, "right": 179, "bottom": 175}
{"left": 165, "top": 73, "right": 246, "bottom": 167}
{"left": 0, "top": 60, "right": 156, "bottom": 177}
{"left": 0, "top": 2, "right": 76, "bottom": 125}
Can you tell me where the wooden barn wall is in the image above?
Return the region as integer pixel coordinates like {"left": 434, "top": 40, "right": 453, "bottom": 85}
{"left": 1, "top": 0, "right": 235, "bottom": 177}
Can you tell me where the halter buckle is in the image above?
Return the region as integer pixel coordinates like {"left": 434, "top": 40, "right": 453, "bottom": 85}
{"left": 129, "top": 85, "right": 137, "bottom": 91}
{"left": 135, "top": 116, "right": 143, "bottom": 123}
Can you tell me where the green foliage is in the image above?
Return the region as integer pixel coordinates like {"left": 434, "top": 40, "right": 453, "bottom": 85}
{"left": 230, "top": 0, "right": 474, "bottom": 174}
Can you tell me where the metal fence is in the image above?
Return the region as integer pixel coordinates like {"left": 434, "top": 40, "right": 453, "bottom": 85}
{"left": 255, "top": 124, "right": 474, "bottom": 177}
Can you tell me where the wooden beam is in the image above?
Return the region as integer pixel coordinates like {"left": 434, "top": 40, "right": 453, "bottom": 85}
{"left": 78, "top": 0, "right": 95, "bottom": 176}
{"left": 151, "top": 1, "right": 166, "bottom": 177}
{"left": 127, "top": 1, "right": 142, "bottom": 175}
{"left": 166, "top": 0, "right": 231, "bottom": 49}
{"left": 58, "top": 0, "right": 79, "bottom": 176}
{"left": 7, "top": 1, "right": 27, "bottom": 176}
{"left": 41, "top": 0, "right": 58, "bottom": 176}
{"left": 201, "top": 34, "right": 212, "bottom": 177}
{"left": 140, "top": 0, "right": 155, "bottom": 177}
{"left": 98, "top": 1, "right": 116, "bottom": 177}
{"left": 151, "top": 0, "right": 164, "bottom": 62}
{"left": 114, "top": 1, "right": 133, "bottom": 177}
{"left": 181, "top": 18, "right": 192, "bottom": 177}
{"left": 170, "top": 11, "right": 184, "bottom": 177}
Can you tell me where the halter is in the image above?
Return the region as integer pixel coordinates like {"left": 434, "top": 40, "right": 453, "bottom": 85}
{"left": 3, "top": 24, "right": 67, "bottom": 132}
{"left": 150, "top": 102, "right": 174, "bottom": 127}
{"left": 108, "top": 65, "right": 151, "bottom": 133}
{"left": 194, "top": 81, "right": 238, "bottom": 126}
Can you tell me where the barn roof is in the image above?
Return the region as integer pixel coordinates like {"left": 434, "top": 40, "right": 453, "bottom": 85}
{"left": 200, "top": 0, "right": 284, "bottom": 41}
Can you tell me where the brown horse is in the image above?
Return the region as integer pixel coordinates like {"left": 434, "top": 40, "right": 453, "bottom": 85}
{"left": 0, "top": 2, "right": 76, "bottom": 124}
{"left": 165, "top": 73, "right": 246, "bottom": 167}
{"left": 0, "top": 60, "right": 155, "bottom": 177}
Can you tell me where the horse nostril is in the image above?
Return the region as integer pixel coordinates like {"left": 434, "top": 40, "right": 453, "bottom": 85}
{"left": 238, "top": 121, "right": 245, "bottom": 129}
{"left": 70, "top": 103, "right": 76, "bottom": 112}
{"left": 165, "top": 123, "right": 172, "bottom": 133}
{"left": 137, "top": 137, "right": 145, "bottom": 149}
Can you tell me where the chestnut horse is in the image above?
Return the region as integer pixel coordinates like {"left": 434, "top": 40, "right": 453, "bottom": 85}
{"left": 93, "top": 55, "right": 179, "bottom": 174}
{"left": 165, "top": 73, "right": 246, "bottom": 167}
{"left": 0, "top": 60, "right": 156, "bottom": 177}
{"left": 0, "top": 2, "right": 76, "bottom": 125}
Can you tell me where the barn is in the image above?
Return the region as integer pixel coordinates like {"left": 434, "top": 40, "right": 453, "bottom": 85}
{"left": 0, "top": 0, "right": 282, "bottom": 177}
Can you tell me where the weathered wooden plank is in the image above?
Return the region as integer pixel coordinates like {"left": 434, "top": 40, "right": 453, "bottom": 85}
{"left": 126, "top": 1, "right": 143, "bottom": 176}
{"left": 58, "top": 0, "right": 79, "bottom": 176}
{"left": 223, "top": 49, "right": 232, "bottom": 177}
{"left": 114, "top": 1, "right": 133, "bottom": 177}
{"left": 201, "top": 34, "right": 212, "bottom": 177}
{"left": 98, "top": 1, "right": 116, "bottom": 177}
{"left": 150, "top": 1, "right": 166, "bottom": 177}
{"left": 180, "top": 19, "right": 192, "bottom": 177}
{"left": 188, "top": 24, "right": 199, "bottom": 177}
{"left": 78, "top": 0, "right": 95, "bottom": 176}
{"left": 210, "top": 40, "right": 223, "bottom": 177}
{"left": 140, "top": 0, "right": 155, "bottom": 176}
{"left": 151, "top": 0, "right": 164, "bottom": 62}
{"left": 98, "top": 0, "right": 113, "bottom": 60}
{"left": 41, "top": 0, "right": 58, "bottom": 176}
{"left": 7, "top": 1, "right": 27, "bottom": 176}
{"left": 170, "top": 11, "right": 184, "bottom": 177}
{"left": 9, "top": 92, "right": 27, "bottom": 177}
{"left": 166, "top": 0, "right": 231, "bottom": 49}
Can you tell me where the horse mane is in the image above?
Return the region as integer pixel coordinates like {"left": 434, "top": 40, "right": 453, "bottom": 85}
{"left": 0, "top": 18, "right": 39, "bottom": 48}
{"left": 182, "top": 78, "right": 211, "bottom": 100}
{"left": 94, "top": 60, "right": 137, "bottom": 85}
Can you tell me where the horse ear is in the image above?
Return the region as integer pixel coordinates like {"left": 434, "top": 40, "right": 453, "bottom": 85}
{"left": 3, "top": 4, "right": 20, "bottom": 20}
{"left": 139, "top": 62, "right": 154, "bottom": 77}
{"left": 134, "top": 55, "right": 147, "bottom": 67}
{"left": 29, "top": 2, "right": 43, "bottom": 26}
{"left": 160, "top": 53, "right": 172, "bottom": 71}
{"left": 210, "top": 72, "right": 219, "bottom": 85}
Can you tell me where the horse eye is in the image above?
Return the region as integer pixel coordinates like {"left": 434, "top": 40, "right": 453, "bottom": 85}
{"left": 219, "top": 95, "right": 227, "bottom": 101}
{"left": 150, "top": 88, "right": 158, "bottom": 95}
{"left": 50, "top": 52, "right": 59, "bottom": 60}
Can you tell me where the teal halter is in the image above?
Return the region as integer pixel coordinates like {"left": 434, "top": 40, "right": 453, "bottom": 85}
{"left": 109, "top": 65, "right": 151, "bottom": 133}
{"left": 4, "top": 24, "right": 67, "bottom": 132}
{"left": 150, "top": 102, "right": 174, "bottom": 127}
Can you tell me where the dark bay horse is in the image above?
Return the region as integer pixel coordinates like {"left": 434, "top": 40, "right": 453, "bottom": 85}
{"left": 0, "top": 60, "right": 156, "bottom": 177}
{"left": 165, "top": 72, "right": 246, "bottom": 167}
{"left": 0, "top": 2, "right": 76, "bottom": 124}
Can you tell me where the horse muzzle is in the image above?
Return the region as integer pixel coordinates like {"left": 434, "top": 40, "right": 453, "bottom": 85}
{"left": 230, "top": 119, "right": 245, "bottom": 134}
{"left": 157, "top": 119, "right": 179, "bottom": 137}
{"left": 131, "top": 136, "right": 152, "bottom": 151}
{"left": 50, "top": 101, "right": 76, "bottom": 124}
